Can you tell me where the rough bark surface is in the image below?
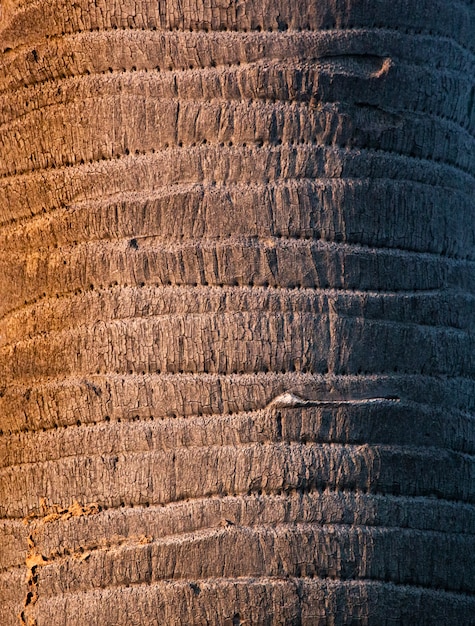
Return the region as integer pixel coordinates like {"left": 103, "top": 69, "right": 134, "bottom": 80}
{"left": 0, "top": 1, "right": 474, "bottom": 624}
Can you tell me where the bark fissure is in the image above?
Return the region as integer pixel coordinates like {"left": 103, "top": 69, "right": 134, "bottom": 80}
{"left": 19, "top": 500, "right": 100, "bottom": 626}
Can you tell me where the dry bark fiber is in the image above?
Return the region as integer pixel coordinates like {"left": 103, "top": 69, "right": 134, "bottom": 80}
{"left": 0, "top": 1, "right": 474, "bottom": 624}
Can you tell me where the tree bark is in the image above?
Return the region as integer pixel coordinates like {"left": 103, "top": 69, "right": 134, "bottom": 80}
{"left": 0, "top": 1, "right": 474, "bottom": 624}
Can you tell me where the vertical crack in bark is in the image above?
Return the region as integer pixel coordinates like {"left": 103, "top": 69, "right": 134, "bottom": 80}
{"left": 19, "top": 534, "right": 43, "bottom": 626}
{"left": 19, "top": 500, "right": 101, "bottom": 626}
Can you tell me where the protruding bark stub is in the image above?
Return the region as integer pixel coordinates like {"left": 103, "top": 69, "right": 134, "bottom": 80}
{"left": 0, "top": 0, "right": 474, "bottom": 624}
{"left": 267, "top": 392, "right": 401, "bottom": 408}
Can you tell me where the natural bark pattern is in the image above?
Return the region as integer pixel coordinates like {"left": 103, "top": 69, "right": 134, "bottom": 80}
{"left": 0, "top": 0, "right": 474, "bottom": 624}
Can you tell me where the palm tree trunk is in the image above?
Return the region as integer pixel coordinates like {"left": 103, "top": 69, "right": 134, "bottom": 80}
{"left": 0, "top": 1, "right": 474, "bottom": 624}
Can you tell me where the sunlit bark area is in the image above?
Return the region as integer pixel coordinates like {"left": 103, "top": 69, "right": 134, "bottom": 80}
{"left": 0, "top": 1, "right": 474, "bottom": 624}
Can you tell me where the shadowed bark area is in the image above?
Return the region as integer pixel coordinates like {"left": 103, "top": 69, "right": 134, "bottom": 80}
{"left": 0, "top": 1, "right": 474, "bottom": 624}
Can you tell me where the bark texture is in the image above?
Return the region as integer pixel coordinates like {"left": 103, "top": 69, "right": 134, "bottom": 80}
{"left": 0, "top": 1, "right": 474, "bottom": 624}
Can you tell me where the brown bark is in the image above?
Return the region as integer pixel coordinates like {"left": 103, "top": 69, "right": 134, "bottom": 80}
{"left": 0, "top": 1, "right": 474, "bottom": 624}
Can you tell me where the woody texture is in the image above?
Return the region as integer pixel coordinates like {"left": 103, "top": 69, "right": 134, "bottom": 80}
{"left": 0, "top": 1, "right": 474, "bottom": 624}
